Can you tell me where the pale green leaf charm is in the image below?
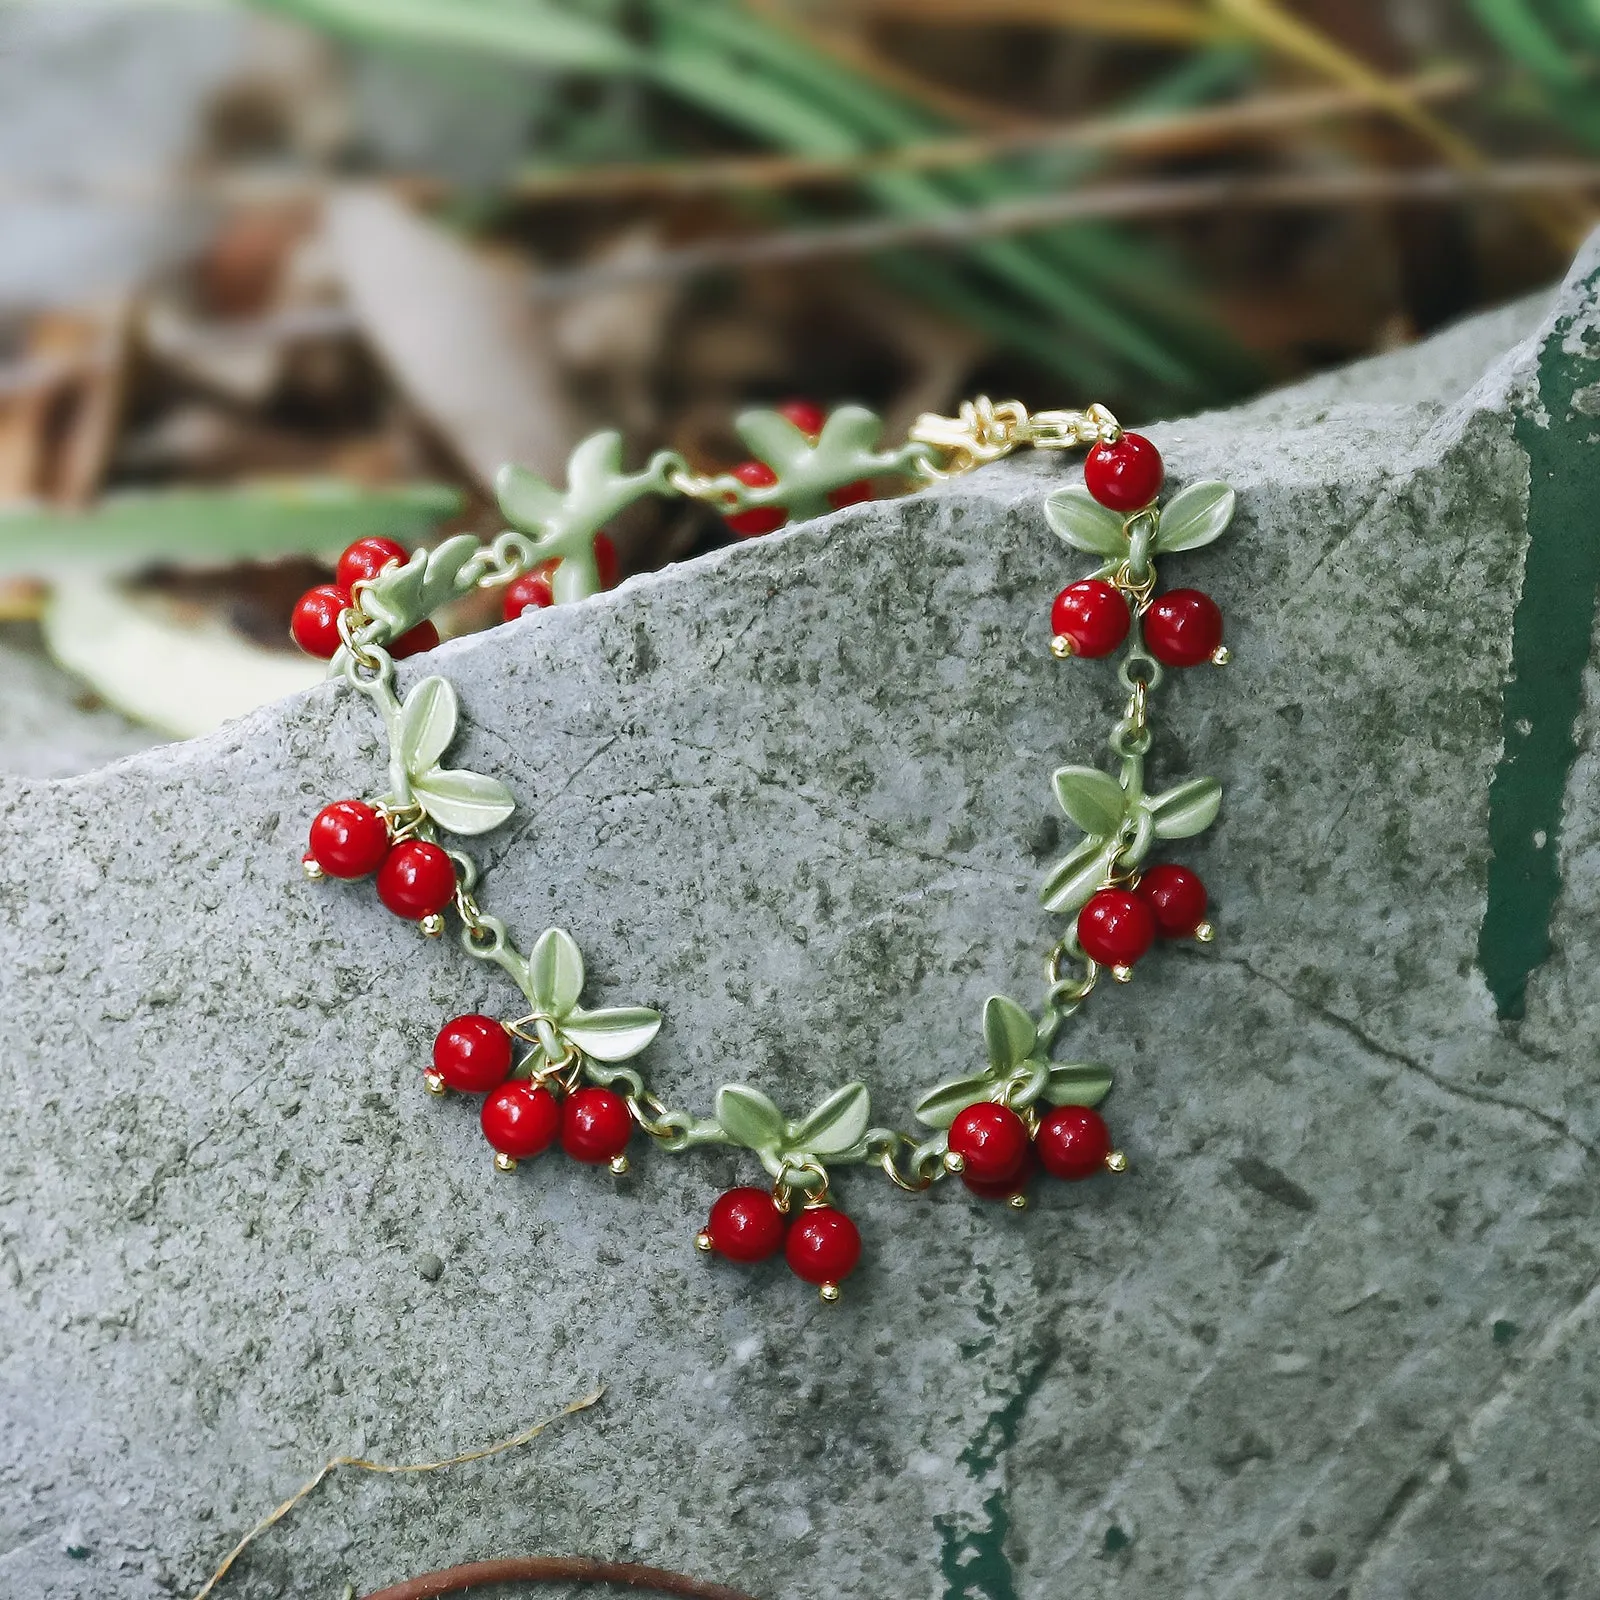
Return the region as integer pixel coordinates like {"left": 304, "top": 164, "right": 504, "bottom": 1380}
{"left": 1042, "top": 1063, "right": 1113, "bottom": 1107}
{"left": 787, "top": 1083, "right": 872, "bottom": 1156}
{"left": 528, "top": 927, "right": 586, "bottom": 1017}
{"left": 398, "top": 676, "right": 458, "bottom": 775}
{"left": 1043, "top": 486, "right": 1126, "bottom": 556}
{"left": 1052, "top": 765, "right": 1127, "bottom": 838}
{"left": 1040, "top": 837, "right": 1117, "bottom": 914}
{"left": 811, "top": 404, "right": 884, "bottom": 462}
{"left": 734, "top": 409, "right": 813, "bottom": 475}
{"left": 1145, "top": 776, "right": 1222, "bottom": 839}
{"left": 715, "top": 1085, "right": 786, "bottom": 1153}
{"left": 495, "top": 463, "right": 563, "bottom": 532}
{"left": 410, "top": 767, "right": 515, "bottom": 835}
{"left": 1154, "top": 481, "right": 1234, "bottom": 553}
{"left": 563, "top": 430, "right": 628, "bottom": 496}
{"left": 561, "top": 1005, "right": 661, "bottom": 1062}
{"left": 914, "top": 1073, "right": 995, "bottom": 1129}
{"left": 983, "top": 995, "right": 1038, "bottom": 1072}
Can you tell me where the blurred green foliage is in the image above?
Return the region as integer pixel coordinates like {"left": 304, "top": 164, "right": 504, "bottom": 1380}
{"left": 1469, "top": 0, "right": 1600, "bottom": 148}
{"left": 257, "top": 0, "right": 1260, "bottom": 403}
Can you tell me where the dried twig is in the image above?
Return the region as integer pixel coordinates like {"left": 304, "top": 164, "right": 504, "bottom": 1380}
{"left": 506, "top": 69, "right": 1477, "bottom": 202}
{"left": 810, "top": 0, "right": 1228, "bottom": 43}
{"left": 360, "top": 1557, "right": 758, "bottom": 1600}
{"left": 528, "top": 162, "right": 1600, "bottom": 298}
{"left": 191, "top": 1389, "right": 604, "bottom": 1600}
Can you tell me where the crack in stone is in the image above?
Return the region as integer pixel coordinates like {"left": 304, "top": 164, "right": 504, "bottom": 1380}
{"left": 1218, "top": 954, "right": 1599, "bottom": 1161}
{"left": 1342, "top": 1261, "right": 1600, "bottom": 1598}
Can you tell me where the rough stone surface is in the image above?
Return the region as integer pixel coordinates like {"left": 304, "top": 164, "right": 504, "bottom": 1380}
{"left": 3, "top": 245, "right": 1599, "bottom": 1600}
{"left": 0, "top": 626, "right": 162, "bottom": 780}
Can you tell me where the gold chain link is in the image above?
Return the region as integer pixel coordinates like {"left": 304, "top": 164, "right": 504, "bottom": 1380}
{"left": 909, "top": 397, "right": 1121, "bottom": 479}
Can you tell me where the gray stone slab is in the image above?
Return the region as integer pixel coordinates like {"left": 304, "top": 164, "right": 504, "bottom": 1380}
{"left": 0, "top": 626, "right": 163, "bottom": 780}
{"left": 3, "top": 247, "right": 1599, "bottom": 1600}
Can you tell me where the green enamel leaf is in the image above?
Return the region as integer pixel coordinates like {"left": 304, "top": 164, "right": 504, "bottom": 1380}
{"left": 527, "top": 927, "right": 586, "bottom": 1016}
{"left": 495, "top": 463, "right": 563, "bottom": 533}
{"left": 563, "top": 429, "right": 628, "bottom": 496}
{"left": 982, "top": 995, "right": 1038, "bottom": 1072}
{"left": 1042, "top": 1063, "right": 1113, "bottom": 1107}
{"left": 561, "top": 1005, "right": 661, "bottom": 1062}
{"left": 1040, "top": 837, "right": 1116, "bottom": 915}
{"left": 1145, "top": 776, "right": 1222, "bottom": 839}
{"left": 714, "top": 1085, "right": 787, "bottom": 1152}
{"left": 397, "top": 676, "right": 458, "bottom": 775}
{"left": 1052, "top": 766, "right": 1127, "bottom": 837}
{"left": 1154, "top": 480, "right": 1235, "bottom": 554}
{"left": 358, "top": 534, "right": 482, "bottom": 636}
{"left": 1043, "top": 486, "right": 1127, "bottom": 556}
{"left": 812, "top": 404, "right": 883, "bottom": 461}
{"left": 786, "top": 1083, "right": 872, "bottom": 1157}
{"left": 409, "top": 766, "right": 515, "bottom": 835}
{"left": 733, "top": 409, "right": 813, "bottom": 474}
{"left": 914, "top": 1073, "right": 996, "bottom": 1130}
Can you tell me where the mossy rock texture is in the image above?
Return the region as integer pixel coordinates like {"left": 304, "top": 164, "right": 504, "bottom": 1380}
{"left": 3, "top": 239, "right": 1600, "bottom": 1600}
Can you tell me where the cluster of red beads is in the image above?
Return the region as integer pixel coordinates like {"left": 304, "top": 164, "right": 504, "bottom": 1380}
{"left": 947, "top": 1100, "right": 1118, "bottom": 1204}
{"left": 1050, "top": 433, "right": 1226, "bottom": 670}
{"left": 698, "top": 1186, "right": 862, "bottom": 1300}
{"left": 722, "top": 399, "right": 874, "bottom": 539}
{"left": 291, "top": 538, "right": 439, "bottom": 661}
{"left": 1075, "top": 864, "right": 1210, "bottom": 975}
{"left": 304, "top": 799, "right": 457, "bottom": 924}
{"left": 430, "top": 1014, "right": 635, "bottom": 1171}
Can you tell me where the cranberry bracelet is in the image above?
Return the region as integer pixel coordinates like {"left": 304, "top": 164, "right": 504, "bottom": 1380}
{"left": 293, "top": 396, "right": 1234, "bottom": 1301}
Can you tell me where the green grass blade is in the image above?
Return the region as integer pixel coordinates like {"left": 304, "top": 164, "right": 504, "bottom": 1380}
{"left": 0, "top": 480, "right": 463, "bottom": 577}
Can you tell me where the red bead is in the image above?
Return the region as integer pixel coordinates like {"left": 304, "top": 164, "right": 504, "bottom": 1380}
{"left": 502, "top": 534, "right": 619, "bottom": 622}
{"left": 481, "top": 1080, "right": 561, "bottom": 1160}
{"left": 704, "top": 1187, "right": 787, "bottom": 1263}
{"left": 725, "top": 461, "right": 786, "bottom": 538}
{"left": 290, "top": 583, "right": 351, "bottom": 659}
{"left": 827, "top": 479, "right": 873, "bottom": 511}
{"left": 784, "top": 1206, "right": 861, "bottom": 1287}
{"left": 561, "top": 1086, "right": 633, "bottom": 1164}
{"left": 777, "top": 398, "right": 828, "bottom": 437}
{"left": 307, "top": 799, "right": 390, "bottom": 879}
{"left": 1143, "top": 588, "right": 1223, "bottom": 668}
{"left": 376, "top": 839, "right": 456, "bottom": 920}
{"left": 390, "top": 619, "right": 440, "bottom": 660}
{"left": 964, "top": 1147, "right": 1037, "bottom": 1202}
{"left": 504, "top": 561, "right": 557, "bottom": 619}
{"left": 1077, "top": 888, "right": 1156, "bottom": 970}
{"left": 432, "top": 1014, "right": 513, "bottom": 1093}
{"left": 594, "top": 531, "right": 620, "bottom": 590}
{"left": 1051, "top": 579, "right": 1130, "bottom": 659}
{"left": 1136, "top": 863, "right": 1208, "bottom": 939}
{"left": 336, "top": 537, "right": 408, "bottom": 591}
{"left": 1083, "top": 431, "right": 1164, "bottom": 511}
{"left": 948, "top": 1102, "right": 1030, "bottom": 1185}
{"left": 1035, "top": 1105, "right": 1112, "bottom": 1181}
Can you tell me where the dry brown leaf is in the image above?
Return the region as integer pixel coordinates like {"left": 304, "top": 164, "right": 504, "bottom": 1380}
{"left": 324, "top": 186, "right": 574, "bottom": 491}
{"left": 0, "top": 306, "right": 127, "bottom": 508}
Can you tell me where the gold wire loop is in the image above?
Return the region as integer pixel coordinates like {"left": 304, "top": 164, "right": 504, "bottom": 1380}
{"left": 1047, "top": 941, "right": 1100, "bottom": 1010}
{"left": 627, "top": 1090, "right": 684, "bottom": 1141}
{"left": 775, "top": 1157, "right": 830, "bottom": 1208}
{"left": 335, "top": 606, "right": 389, "bottom": 678}
{"left": 877, "top": 1138, "right": 937, "bottom": 1193}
